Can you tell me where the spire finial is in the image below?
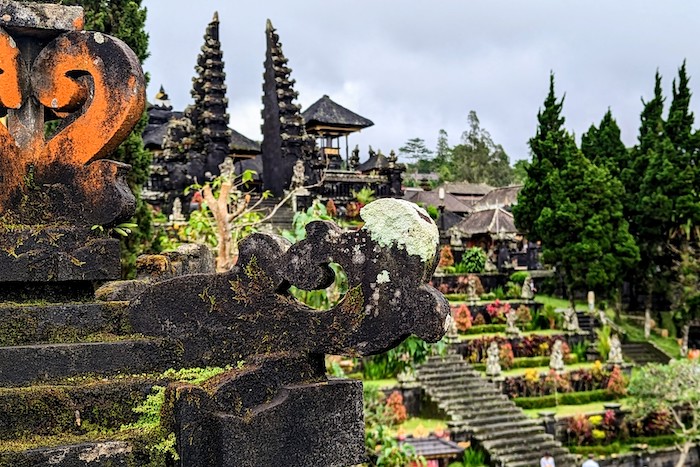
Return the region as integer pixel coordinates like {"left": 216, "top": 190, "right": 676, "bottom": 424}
{"left": 213, "top": 11, "right": 219, "bottom": 22}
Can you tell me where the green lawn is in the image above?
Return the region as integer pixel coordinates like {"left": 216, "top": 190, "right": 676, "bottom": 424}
{"left": 523, "top": 399, "right": 628, "bottom": 419}
{"left": 497, "top": 361, "right": 596, "bottom": 377}
{"left": 458, "top": 329, "right": 565, "bottom": 341}
{"left": 361, "top": 378, "right": 398, "bottom": 390}
{"left": 534, "top": 295, "right": 587, "bottom": 311}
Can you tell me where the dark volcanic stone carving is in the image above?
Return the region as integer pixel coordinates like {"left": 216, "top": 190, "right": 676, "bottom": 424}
{"left": 128, "top": 198, "right": 449, "bottom": 466}
{"left": 0, "top": 0, "right": 146, "bottom": 282}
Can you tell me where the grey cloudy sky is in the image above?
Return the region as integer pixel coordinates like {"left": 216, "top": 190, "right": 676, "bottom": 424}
{"left": 143, "top": 0, "right": 700, "bottom": 163}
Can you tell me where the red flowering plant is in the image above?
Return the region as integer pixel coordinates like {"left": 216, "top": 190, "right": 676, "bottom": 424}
{"left": 451, "top": 304, "right": 472, "bottom": 332}
{"left": 486, "top": 299, "right": 511, "bottom": 323}
{"left": 567, "top": 413, "right": 593, "bottom": 445}
{"left": 385, "top": 391, "right": 408, "bottom": 425}
{"left": 606, "top": 365, "right": 628, "bottom": 397}
{"left": 499, "top": 342, "right": 515, "bottom": 369}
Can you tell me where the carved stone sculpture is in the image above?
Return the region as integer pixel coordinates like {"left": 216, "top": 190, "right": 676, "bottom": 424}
{"left": 0, "top": 1, "right": 145, "bottom": 282}
{"left": 550, "top": 340, "right": 565, "bottom": 373}
{"left": 505, "top": 310, "right": 520, "bottom": 336}
{"left": 467, "top": 275, "right": 479, "bottom": 304}
{"left": 563, "top": 308, "right": 580, "bottom": 332}
{"left": 608, "top": 334, "right": 624, "bottom": 365}
{"left": 521, "top": 274, "right": 535, "bottom": 301}
{"left": 485, "top": 341, "right": 502, "bottom": 377}
{"left": 127, "top": 198, "right": 449, "bottom": 465}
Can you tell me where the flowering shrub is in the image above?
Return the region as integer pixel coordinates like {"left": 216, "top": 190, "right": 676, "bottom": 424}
{"left": 486, "top": 299, "right": 511, "bottom": 323}
{"left": 499, "top": 343, "right": 515, "bottom": 370}
{"left": 452, "top": 304, "right": 472, "bottom": 332}
{"left": 515, "top": 304, "right": 531, "bottom": 324}
{"left": 438, "top": 245, "right": 454, "bottom": 269}
{"left": 385, "top": 391, "right": 408, "bottom": 425}
{"left": 503, "top": 367, "right": 615, "bottom": 398}
{"left": 473, "top": 313, "right": 486, "bottom": 326}
{"left": 567, "top": 414, "right": 592, "bottom": 445}
{"left": 463, "top": 334, "right": 570, "bottom": 362}
{"left": 606, "top": 365, "right": 627, "bottom": 397}
{"left": 455, "top": 274, "right": 485, "bottom": 296}
{"left": 438, "top": 283, "right": 450, "bottom": 295}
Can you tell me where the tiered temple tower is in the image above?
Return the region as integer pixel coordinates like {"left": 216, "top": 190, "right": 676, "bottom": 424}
{"left": 187, "top": 11, "right": 232, "bottom": 176}
{"left": 261, "top": 19, "right": 315, "bottom": 197}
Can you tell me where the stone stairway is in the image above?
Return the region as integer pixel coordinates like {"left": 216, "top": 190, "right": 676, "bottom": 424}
{"left": 576, "top": 311, "right": 595, "bottom": 335}
{"left": 256, "top": 196, "right": 296, "bottom": 233}
{"left": 0, "top": 299, "right": 175, "bottom": 466}
{"left": 621, "top": 342, "right": 672, "bottom": 365}
{"left": 416, "top": 354, "right": 577, "bottom": 467}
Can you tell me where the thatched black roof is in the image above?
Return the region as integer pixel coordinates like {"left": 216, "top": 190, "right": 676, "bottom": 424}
{"left": 404, "top": 189, "right": 471, "bottom": 214}
{"left": 472, "top": 185, "right": 522, "bottom": 211}
{"left": 398, "top": 436, "right": 464, "bottom": 460}
{"left": 230, "top": 128, "right": 261, "bottom": 154}
{"left": 451, "top": 207, "right": 517, "bottom": 237}
{"left": 356, "top": 150, "right": 387, "bottom": 173}
{"left": 302, "top": 95, "right": 373, "bottom": 133}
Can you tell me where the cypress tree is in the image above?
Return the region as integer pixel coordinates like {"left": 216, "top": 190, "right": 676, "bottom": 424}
{"left": 581, "top": 109, "right": 628, "bottom": 180}
{"left": 513, "top": 73, "right": 568, "bottom": 241}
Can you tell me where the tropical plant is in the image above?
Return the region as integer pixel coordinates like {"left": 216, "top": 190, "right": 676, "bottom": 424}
{"left": 628, "top": 359, "right": 700, "bottom": 466}
{"left": 456, "top": 247, "right": 487, "bottom": 274}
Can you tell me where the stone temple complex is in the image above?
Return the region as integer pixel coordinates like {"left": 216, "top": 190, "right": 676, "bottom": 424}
{"left": 142, "top": 15, "right": 404, "bottom": 218}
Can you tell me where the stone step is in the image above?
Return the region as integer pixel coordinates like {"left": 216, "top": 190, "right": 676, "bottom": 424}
{"left": 476, "top": 423, "right": 544, "bottom": 441}
{"left": 0, "top": 340, "right": 179, "bottom": 386}
{"left": 446, "top": 394, "right": 513, "bottom": 410}
{"left": 417, "top": 372, "right": 481, "bottom": 384}
{"left": 452, "top": 410, "right": 529, "bottom": 427}
{"left": 0, "top": 377, "right": 157, "bottom": 440}
{"left": 430, "top": 391, "right": 501, "bottom": 405}
{"left": 471, "top": 418, "right": 542, "bottom": 436}
{"left": 416, "top": 362, "right": 471, "bottom": 375}
{"left": 0, "top": 438, "right": 149, "bottom": 467}
{"left": 484, "top": 433, "right": 555, "bottom": 452}
{"left": 622, "top": 342, "right": 671, "bottom": 365}
{"left": 0, "top": 301, "right": 130, "bottom": 346}
{"left": 429, "top": 387, "right": 500, "bottom": 400}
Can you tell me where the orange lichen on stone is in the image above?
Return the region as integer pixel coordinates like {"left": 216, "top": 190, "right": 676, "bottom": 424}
{"left": 32, "top": 31, "right": 145, "bottom": 167}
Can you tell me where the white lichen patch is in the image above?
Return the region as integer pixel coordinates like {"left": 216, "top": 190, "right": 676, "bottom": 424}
{"left": 78, "top": 442, "right": 132, "bottom": 462}
{"left": 361, "top": 199, "right": 439, "bottom": 263}
{"left": 352, "top": 244, "right": 365, "bottom": 264}
{"left": 376, "top": 270, "right": 391, "bottom": 284}
{"left": 444, "top": 312, "right": 455, "bottom": 332}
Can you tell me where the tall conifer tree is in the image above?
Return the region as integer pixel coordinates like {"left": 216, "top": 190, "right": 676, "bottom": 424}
{"left": 514, "top": 73, "right": 568, "bottom": 241}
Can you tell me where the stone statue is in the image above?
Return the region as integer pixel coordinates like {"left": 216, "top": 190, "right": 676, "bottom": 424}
{"left": 521, "top": 275, "right": 535, "bottom": 301}
{"left": 290, "top": 159, "right": 306, "bottom": 189}
{"left": 467, "top": 276, "right": 479, "bottom": 305}
{"left": 485, "top": 341, "right": 501, "bottom": 377}
{"left": 218, "top": 157, "right": 235, "bottom": 180}
{"left": 505, "top": 310, "right": 520, "bottom": 336}
{"left": 563, "top": 308, "right": 580, "bottom": 332}
{"left": 550, "top": 340, "right": 565, "bottom": 373}
{"left": 608, "top": 334, "right": 624, "bottom": 365}
{"left": 170, "top": 197, "right": 186, "bottom": 222}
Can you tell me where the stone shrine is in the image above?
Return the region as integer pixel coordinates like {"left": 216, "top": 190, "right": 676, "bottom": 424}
{"left": 0, "top": 3, "right": 448, "bottom": 465}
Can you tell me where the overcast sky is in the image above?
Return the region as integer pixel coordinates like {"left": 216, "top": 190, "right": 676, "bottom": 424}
{"left": 143, "top": 1, "right": 700, "bottom": 164}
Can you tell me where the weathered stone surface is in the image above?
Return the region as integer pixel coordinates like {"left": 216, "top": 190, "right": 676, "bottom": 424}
{"left": 96, "top": 243, "right": 215, "bottom": 301}
{"left": 167, "top": 356, "right": 364, "bottom": 467}
{"left": 0, "top": 441, "right": 135, "bottom": 467}
{"left": 0, "top": 340, "right": 179, "bottom": 385}
{"left": 0, "top": 232, "right": 121, "bottom": 282}
{"left": 0, "top": 302, "right": 129, "bottom": 346}
{"left": 0, "top": 0, "right": 84, "bottom": 36}
{"left": 128, "top": 202, "right": 447, "bottom": 367}
{"left": 126, "top": 199, "right": 448, "bottom": 465}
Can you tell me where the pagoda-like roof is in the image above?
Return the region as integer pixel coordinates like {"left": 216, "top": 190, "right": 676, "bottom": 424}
{"left": 404, "top": 189, "right": 471, "bottom": 214}
{"left": 472, "top": 185, "right": 522, "bottom": 212}
{"left": 451, "top": 207, "right": 517, "bottom": 237}
{"left": 302, "top": 95, "right": 374, "bottom": 136}
{"left": 356, "top": 150, "right": 387, "bottom": 173}
{"left": 440, "top": 181, "right": 493, "bottom": 197}
{"left": 398, "top": 436, "right": 464, "bottom": 460}
{"left": 230, "top": 128, "right": 261, "bottom": 155}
